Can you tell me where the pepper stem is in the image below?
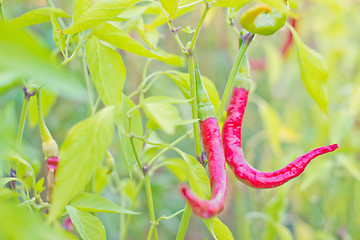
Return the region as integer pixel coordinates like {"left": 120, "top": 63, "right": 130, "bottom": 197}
{"left": 194, "top": 54, "right": 216, "bottom": 121}
{"left": 216, "top": 33, "right": 255, "bottom": 121}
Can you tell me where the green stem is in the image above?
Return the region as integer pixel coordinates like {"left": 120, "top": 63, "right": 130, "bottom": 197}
{"left": 120, "top": 179, "right": 144, "bottom": 240}
{"left": 82, "top": 53, "right": 94, "bottom": 115}
{"left": 187, "top": 54, "right": 202, "bottom": 158}
{"left": 188, "top": 3, "right": 209, "bottom": 53}
{"left": 216, "top": 33, "right": 255, "bottom": 121}
{"left": 144, "top": 174, "right": 158, "bottom": 240}
{"left": 175, "top": 203, "right": 191, "bottom": 240}
{"left": 0, "top": 0, "right": 5, "bottom": 23}
{"left": 148, "top": 130, "right": 191, "bottom": 167}
{"left": 16, "top": 97, "right": 30, "bottom": 148}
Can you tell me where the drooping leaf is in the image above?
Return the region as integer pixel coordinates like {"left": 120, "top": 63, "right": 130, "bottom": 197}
{"left": 70, "top": 193, "right": 139, "bottom": 214}
{"left": 115, "top": 95, "right": 143, "bottom": 178}
{"left": 160, "top": 0, "right": 179, "bottom": 18}
{"left": 204, "top": 217, "right": 235, "bottom": 240}
{"left": 0, "top": 25, "right": 86, "bottom": 101}
{"left": 288, "top": 25, "right": 329, "bottom": 114}
{"left": 0, "top": 201, "right": 76, "bottom": 240}
{"left": 63, "top": 0, "right": 141, "bottom": 34}
{"left": 8, "top": 8, "right": 71, "bottom": 28}
{"left": 50, "top": 12, "right": 66, "bottom": 53}
{"left": 93, "top": 23, "right": 184, "bottom": 66}
{"left": 164, "top": 71, "right": 220, "bottom": 111}
{"left": 48, "top": 107, "right": 115, "bottom": 222}
{"left": 28, "top": 90, "right": 57, "bottom": 128}
{"left": 73, "top": 0, "right": 91, "bottom": 22}
{"left": 136, "top": 18, "right": 160, "bottom": 50}
{"left": 86, "top": 36, "right": 125, "bottom": 106}
{"left": 66, "top": 205, "right": 106, "bottom": 240}
{"left": 143, "top": 99, "right": 182, "bottom": 135}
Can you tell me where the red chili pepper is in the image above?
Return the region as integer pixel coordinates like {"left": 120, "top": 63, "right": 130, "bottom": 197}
{"left": 180, "top": 56, "right": 227, "bottom": 218}
{"left": 281, "top": 18, "right": 296, "bottom": 57}
{"left": 222, "top": 72, "right": 339, "bottom": 188}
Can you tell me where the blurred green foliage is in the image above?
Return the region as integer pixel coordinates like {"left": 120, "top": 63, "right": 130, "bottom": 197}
{"left": 0, "top": 0, "right": 360, "bottom": 239}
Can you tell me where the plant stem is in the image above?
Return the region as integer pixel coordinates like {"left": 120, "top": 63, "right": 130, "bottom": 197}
{"left": 16, "top": 97, "right": 30, "bottom": 148}
{"left": 0, "top": 0, "right": 6, "bottom": 23}
{"left": 175, "top": 203, "right": 191, "bottom": 240}
{"left": 120, "top": 179, "right": 144, "bottom": 240}
{"left": 188, "top": 3, "right": 209, "bottom": 53}
{"left": 216, "top": 33, "right": 255, "bottom": 121}
{"left": 186, "top": 54, "right": 202, "bottom": 158}
{"left": 179, "top": 0, "right": 203, "bottom": 9}
{"left": 82, "top": 53, "right": 94, "bottom": 115}
{"left": 144, "top": 174, "right": 158, "bottom": 240}
{"left": 148, "top": 130, "right": 191, "bottom": 167}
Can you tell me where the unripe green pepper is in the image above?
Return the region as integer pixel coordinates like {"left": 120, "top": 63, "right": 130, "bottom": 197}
{"left": 240, "top": 6, "right": 287, "bottom": 36}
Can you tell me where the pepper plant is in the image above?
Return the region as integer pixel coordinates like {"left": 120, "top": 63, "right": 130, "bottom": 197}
{"left": 1, "top": 0, "right": 356, "bottom": 239}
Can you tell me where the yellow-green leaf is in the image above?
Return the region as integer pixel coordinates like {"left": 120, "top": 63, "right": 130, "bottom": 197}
{"left": 63, "top": 0, "right": 141, "bottom": 34}
{"left": 160, "top": 0, "right": 179, "bottom": 18}
{"left": 48, "top": 107, "right": 115, "bottom": 222}
{"left": 289, "top": 25, "right": 329, "bottom": 114}
{"left": 143, "top": 100, "right": 181, "bottom": 135}
{"left": 86, "top": 36, "right": 125, "bottom": 106}
{"left": 213, "top": 0, "right": 252, "bottom": 8}
{"left": 50, "top": 12, "right": 66, "bottom": 53}
{"left": 148, "top": 5, "right": 194, "bottom": 29}
{"left": 93, "top": 23, "right": 184, "bottom": 66}
{"left": 9, "top": 8, "right": 71, "bottom": 27}
{"left": 0, "top": 25, "right": 86, "bottom": 101}
{"left": 66, "top": 205, "right": 106, "bottom": 240}
{"left": 73, "top": 0, "right": 91, "bottom": 22}
{"left": 0, "top": 201, "right": 76, "bottom": 240}
{"left": 70, "top": 193, "right": 138, "bottom": 214}
{"left": 204, "top": 217, "right": 235, "bottom": 240}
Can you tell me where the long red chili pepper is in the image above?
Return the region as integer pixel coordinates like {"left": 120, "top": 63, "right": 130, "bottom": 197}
{"left": 222, "top": 59, "right": 339, "bottom": 188}
{"left": 180, "top": 56, "right": 227, "bottom": 218}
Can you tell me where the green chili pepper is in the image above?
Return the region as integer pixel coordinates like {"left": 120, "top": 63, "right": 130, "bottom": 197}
{"left": 240, "top": 5, "right": 287, "bottom": 36}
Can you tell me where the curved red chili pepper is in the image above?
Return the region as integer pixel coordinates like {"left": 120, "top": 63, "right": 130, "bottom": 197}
{"left": 180, "top": 56, "right": 227, "bottom": 218}
{"left": 222, "top": 86, "right": 339, "bottom": 188}
{"left": 281, "top": 18, "right": 296, "bottom": 57}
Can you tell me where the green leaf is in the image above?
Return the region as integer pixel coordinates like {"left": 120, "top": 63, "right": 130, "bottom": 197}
{"left": 204, "top": 217, "right": 235, "bottom": 240}
{"left": 144, "top": 96, "right": 192, "bottom": 104}
{"left": 160, "top": 0, "right": 179, "bottom": 18}
{"left": 93, "top": 23, "right": 184, "bottom": 66}
{"left": 0, "top": 201, "right": 76, "bottom": 240}
{"left": 213, "top": 0, "right": 252, "bottom": 8}
{"left": 48, "top": 107, "right": 115, "bottom": 222}
{"left": 28, "top": 90, "right": 57, "bottom": 128}
{"left": 70, "top": 193, "right": 139, "bottom": 214}
{"left": 115, "top": 95, "right": 143, "bottom": 178}
{"left": 66, "top": 205, "right": 106, "bottom": 240}
{"left": 148, "top": 5, "right": 194, "bottom": 29}
{"left": 164, "top": 71, "right": 220, "bottom": 111}
{"left": 0, "top": 25, "right": 87, "bottom": 101}
{"left": 288, "top": 25, "right": 329, "bottom": 114}
{"left": 63, "top": 0, "right": 141, "bottom": 34}
{"left": 163, "top": 158, "right": 188, "bottom": 182}
{"left": 143, "top": 100, "right": 181, "bottom": 135}
{"left": 86, "top": 36, "right": 125, "bottom": 106}
{"left": 9, "top": 7, "right": 71, "bottom": 27}
{"left": 136, "top": 18, "right": 159, "bottom": 50}
{"left": 50, "top": 12, "right": 66, "bottom": 53}
{"left": 73, "top": 0, "right": 91, "bottom": 22}
{"left": 34, "top": 177, "right": 46, "bottom": 194}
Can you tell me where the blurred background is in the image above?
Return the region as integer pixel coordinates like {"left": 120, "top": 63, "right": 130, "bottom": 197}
{"left": 1, "top": 0, "right": 360, "bottom": 239}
